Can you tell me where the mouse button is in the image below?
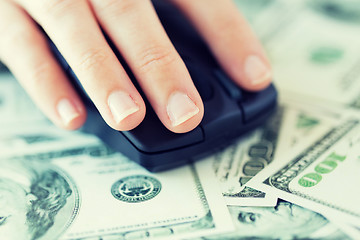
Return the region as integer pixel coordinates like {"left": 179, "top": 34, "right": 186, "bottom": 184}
{"left": 122, "top": 108, "right": 204, "bottom": 153}
{"left": 200, "top": 80, "right": 243, "bottom": 137}
{"left": 240, "top": 84, "right": 277, "bottom": 123}
{"left": 184, "top": 61, "right": 214, "bottom": 101}
{"left": 202, "top": 109, "right": 243, "bottom": 139}
{"left": 201, "top": 92, "right": 243, "bottom": 137}
{"left": 213, "top": 69, "right": 243, "bottom": 101}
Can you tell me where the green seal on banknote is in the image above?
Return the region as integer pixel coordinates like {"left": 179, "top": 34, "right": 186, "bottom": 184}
{"left": 111, "top": 175, "right": 161, "bottom": 203}
{"left": 310, "top": 47, "right": 344, "bottom": 65}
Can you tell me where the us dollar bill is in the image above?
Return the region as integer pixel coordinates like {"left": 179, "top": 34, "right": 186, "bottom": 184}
{"left": 192, "top": 199, "right": 350, "bottom": 240}
{"left": 0, "top": 144, "right": 234, "bottom": 240}
{"left": 329, "top": 216, "right": 360, "bottom": 240}
{"left": 248, "top": 105, "right": 360, "bottom": 227}
{"left": 211, "top": 106, "right": 283, "bottom": 206}
{"left": 236, "top": 0, "right": 360, "bottom": 109}
{"left": 212, "top": 98, "right": 342, "bottom": 206}
{"left": 0, "top": 124, "right": 99, "bottom": 156}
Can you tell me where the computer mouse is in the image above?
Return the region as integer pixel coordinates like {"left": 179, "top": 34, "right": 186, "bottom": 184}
{"left": 48, "top": 0, "right": 277, "bottom": 172}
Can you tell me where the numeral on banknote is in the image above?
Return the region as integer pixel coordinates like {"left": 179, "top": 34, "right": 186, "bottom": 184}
{"left": 298, "top": 152, "right": 346, "bottom": 187}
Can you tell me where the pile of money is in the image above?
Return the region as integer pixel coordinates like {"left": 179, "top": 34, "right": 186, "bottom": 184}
{"left": 0, "top": 0, "right": 359, "bottom": 239}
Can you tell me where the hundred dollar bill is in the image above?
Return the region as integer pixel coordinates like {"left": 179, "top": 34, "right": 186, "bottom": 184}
{"left": 211, "top": 107, "right": 283, "bottom": 206}
{"left": 0, "top": 144, "right": 234, "bottom": 240}
{"left": 0, "top": 124, "right": 99, "bottom": 155}
{"left": 213, "top": 98, "right": 341, "bottom": 206}
{"left": 236, "top": 0, "right": 360, "bottom": 109}
{"left": 248, "top": 107, "right": 360, "bottom": 227}
{"left": 329, "top": 216, "right": 360, "bottom": 240}
{"left": 191, "top": 200, "right": 350, "bottom": 240}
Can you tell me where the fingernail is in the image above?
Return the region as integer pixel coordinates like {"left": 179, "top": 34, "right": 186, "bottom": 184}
{"left": 167, "top": 91, "right": 199, "bottom": 127}
{"left": 108, "top": 91, "right": 139, "bottom": 124}
{"left": 244, "top": 55, "right": 272, "bottom": 85}
{"left": 57, "top": 98, "right": 80, "bottom": 125}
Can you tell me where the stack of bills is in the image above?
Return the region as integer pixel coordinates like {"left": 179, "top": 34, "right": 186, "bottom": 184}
{"left": 1, "top": 0, "right": 359, "bottom": 239}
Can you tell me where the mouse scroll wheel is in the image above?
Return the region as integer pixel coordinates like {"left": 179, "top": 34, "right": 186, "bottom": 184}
{"left": 184, "top": 63, "right": 213, "bottom": 101}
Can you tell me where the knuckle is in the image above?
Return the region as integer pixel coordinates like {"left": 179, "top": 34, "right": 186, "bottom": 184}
{"left": 92, "top": 0, "right": 139, "bottom": 17}
{"left": 136, "top": 45, "right": 178, "bottom": 74}
{"left": 0, "top": 24, "right": 40, "bottom": 58}
{"left": 39, "top": 0, "right": 80, "bottom": 17}
{"left": 76, "top": 48, "right": 109, "bottom": 72}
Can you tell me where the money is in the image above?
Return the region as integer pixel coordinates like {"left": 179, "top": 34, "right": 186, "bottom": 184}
{"left": 193, "top": 200, "right": 349, "bottom": 240}
{"left": 1, "top": 0, "right": 360, "bottom": 239}
{"left": 211, "top": 106, "right": 284, "bottom": 206}
{"left": 248, "top": 107, "right": 360, "bottom": 227}
{"left": 0, "top": 124, "right": 99, "bottom": 155}
{"left": 234, "top": 1, "right": 360, "bottom": 232}
{"left": 236, "top": 0, "right": 360, "bottom": 109}
{"left": 0, "top": 144, "right": 234, "bottom": 240}
{"left": 329, "top": 217, "right": 360, "bottom": 240}
{"left": 212, "top": 98, "right": 345, "bottom": 206}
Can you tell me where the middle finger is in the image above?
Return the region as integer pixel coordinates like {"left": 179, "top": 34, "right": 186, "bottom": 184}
{"left": 90, "top": 0, "right": 204, "bottom": 133}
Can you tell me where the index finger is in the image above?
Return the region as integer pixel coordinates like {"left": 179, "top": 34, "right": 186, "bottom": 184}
{"left": 16, "top": 0, "right": 146, "bottom": 130}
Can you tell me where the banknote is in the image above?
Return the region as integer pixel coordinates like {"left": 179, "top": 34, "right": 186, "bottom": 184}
{"left": 212, "top": 97, "right": 343, "bottom": 206}
{"left": 211, "top": 106, "right": 283, "bottom": 206}
{"left": 0, "top": 144, "right": 234, "bottom": 240}
{"left": 2, "top": 2, "right": 360, "bottom": 239}
{"left": 236, "top": 0, "right": 360, "bottom": 109}
{"left": 0, "top": 124, "right": 99, "bottom": 155}
{"left": 191, "top": 199, "right": 349, "bottom": 240}
{"left": 248, "top": 106, "right": 360, "bottom": 227}
{"left": 328, "top": 216, "right": 360, "bottom": 240}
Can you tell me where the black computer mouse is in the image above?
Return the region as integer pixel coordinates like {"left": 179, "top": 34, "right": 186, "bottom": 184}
{"left": 48, "top": 0, "right": 277, "bottom": 172}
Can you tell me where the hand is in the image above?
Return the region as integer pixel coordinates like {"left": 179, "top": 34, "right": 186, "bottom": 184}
{"left": 0, "top": 0, "right": 272, "bottom": 133}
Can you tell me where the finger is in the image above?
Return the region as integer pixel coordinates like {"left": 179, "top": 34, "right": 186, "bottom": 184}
{"left": 171, "top": 0, "right": 272, "bottom": 91}
{"left": 90, "top": 0, "right": 204, "bottom": 133}
{"left": 15, "top": 0, "right": 146, "bottom": 131}
{"left": 0, "top": 1, "right": 85, "bottom": 130}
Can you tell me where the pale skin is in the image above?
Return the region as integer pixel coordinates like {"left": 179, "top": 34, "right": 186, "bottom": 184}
{"left": 0, "top": 0, "right": 272, "bottom": 133}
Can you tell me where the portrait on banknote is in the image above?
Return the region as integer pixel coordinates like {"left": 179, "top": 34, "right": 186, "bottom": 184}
{"left": 0, "top": 157, "right": 79, "bottom": 240}
{"left": 200, "top": 200, "right": 348, "bottom": 240}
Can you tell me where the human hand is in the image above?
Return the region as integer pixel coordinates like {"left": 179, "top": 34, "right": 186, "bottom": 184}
{"left": 0, "top": 0, "right": 272, "bottom": 133}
